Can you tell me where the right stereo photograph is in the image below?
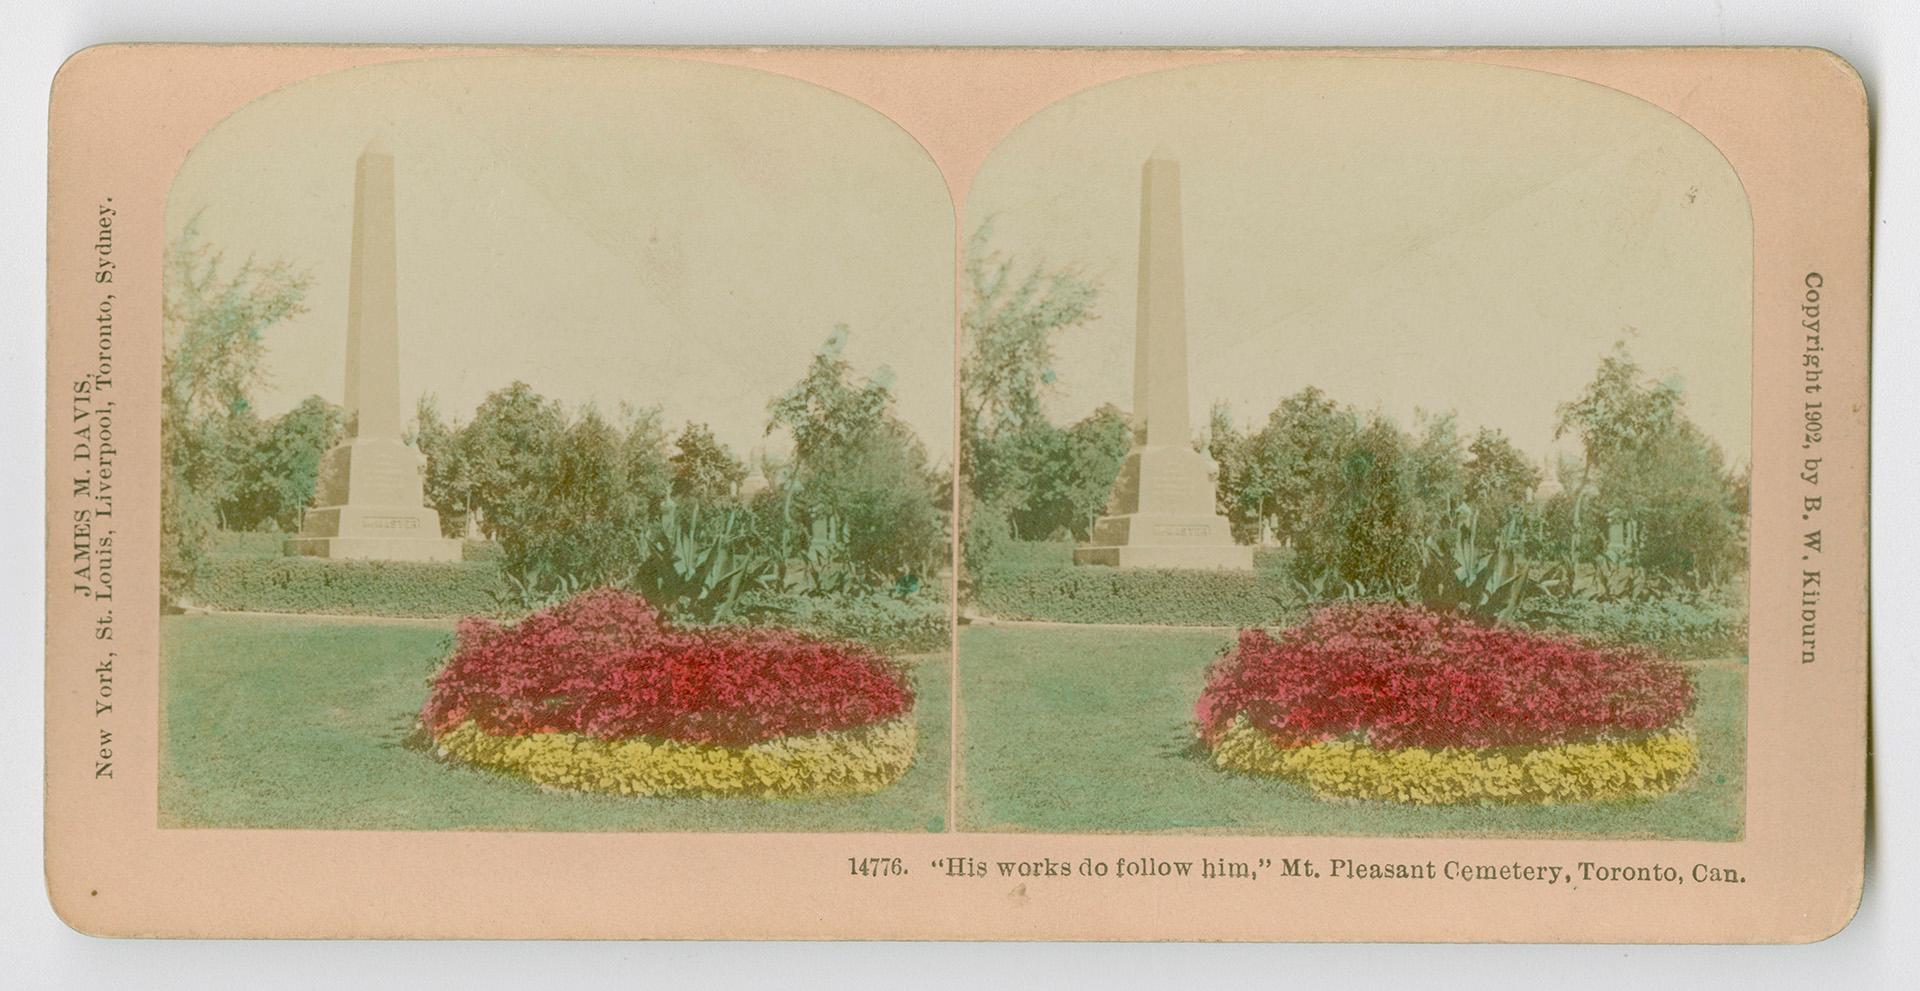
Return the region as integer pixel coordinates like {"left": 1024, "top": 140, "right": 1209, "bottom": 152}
{"left": 955, "top": 58, "right": 1751, "bottom": 839}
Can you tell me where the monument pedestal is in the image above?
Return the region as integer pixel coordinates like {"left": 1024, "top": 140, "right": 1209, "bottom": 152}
{"left": 1074, "top": 445, "right": 1251, "bottom": 570}
{"left": 284, "top": 437, "right": 460, "bottom": 562}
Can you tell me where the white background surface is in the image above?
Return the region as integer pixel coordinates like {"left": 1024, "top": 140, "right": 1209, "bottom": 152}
{"left": 3, "top": 1, "right": 1914, "bottom": 985}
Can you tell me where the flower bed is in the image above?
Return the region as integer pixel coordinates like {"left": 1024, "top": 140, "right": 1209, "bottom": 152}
{"left": 421, "top": 588, "right": 917, "bottom": 797}
{"left": 1195, "top": 603, "right": 1699, "bottom": 804}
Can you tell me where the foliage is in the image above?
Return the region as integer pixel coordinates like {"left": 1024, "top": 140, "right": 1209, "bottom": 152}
{"left": 527, "top": 406, "right": 633, "bottom": 579}
{"left": 1194, "top": 603, "right": 1696, "bottom": 751}
{"left": 160, "top": 467, "right": 218, "bottom": 606}
{"left": 160, "top": 222, "right": 310, "bottom": 600}
{"left": 1509, "top": 594, "right": 1748, "bottom": 660}
{"left": 420, "top": 589, "right": 915, "bottom": 747}
{"left": 959, "top": 496, "right": 1014, "bottom": 586}
{"left": 1463, "top": 427, "right": 1542, "bottom": 522}
{"left": 410, "top": 394, "right": 474, "bottom": 537}
{"left": 192, "top": 557, "right": 504, "bottom": 617}
{"left": 222, "top": 395, "right": 343, "bottom": 532}
{"left": 617, "top": 404, "right": 676, "bottom": 517}
{"left": 1207, "top": 720, "right": 1699, "bottom": 804}
{"left": 739, "top": 587, "right": 950, "bottom": 654}
{"left": 669, "top": 421, "right": 746, "bottom": 501}
{"left": 768, "top": 328, "right": 947, "bottom": 583}
{"left": 971, "top": 564, "right": 1304, "bottom": 627}
{"left": 960, "top": 220, "right": 1100, "bottom": 441}
{"left": 618, "top": 499, "right": 780, "bottom": 623}
{"left": 161, "top": 220, "right": 310, "bottom": 427}
{"left": 1413, "top": 504, "right": 1536, "bottom": 621}
{"left": 459, "top": 381, "right": 567, "bottom": 540}
{"left": 1554, "top": 344, "right": 1746, "bottom": 588}
{"left": 1212, "top": 388, "right": 1355, "bottom": 550}
{"left": 959, "top": 222, "right": 1119, "bottom": 554}
{"left": 431, "top": 716, "right": 917, "bottom": 798}
{"left": 969, "top": 404, "right": 1131, "bottom": 541}
{"left": 1320, "top": 417, "right": 1432, "bottom": 591}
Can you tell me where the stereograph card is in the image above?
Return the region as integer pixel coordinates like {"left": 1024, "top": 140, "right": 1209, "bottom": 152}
{"left": 42, "top": 45, "right": 1868, "bottom": 941}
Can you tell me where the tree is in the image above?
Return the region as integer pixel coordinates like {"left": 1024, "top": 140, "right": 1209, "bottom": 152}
{"left": 960, "top": 221, "right": 1100, "bottom": 499}
{"left": 618, "top": 403, "right": 674, "bottom": 518}
{"left": 226, "top": 395, "right": 343, "bottom": 531}
{"left": 670, "top": 421, "right": 746, "bottom": 502}
{"left": 1208, "top": 404, "right": 1261, "bottom": 541}
{"left": 1059, "top": 404, "right": 1132, "bottom": 539}
{"left": 767, "top": 325, "right": 891, "bottom": 461}
{"left": 1325, "top": 416, "right": 1426, "bottom": 591}
{"left": 459, "top": 381, "right": 565, "bottom": 539}
{"left": 768, "top": 328, "right": 946, "bottom": 580}
{"left": 1243, "top": 387, "right": 1358, "bottom": 550}
{"left": 1555, "top": 344, "right": 1744, "bottom": 588}
{"left": 411, "top": 394, "right": 474, "bottom": 537}
{"left": 1463, "top": 427, "right": 1542, "bottom": 523}
{"left": 159, "top": 221, "right": 310, "bottom": 601}
{"left": 502, "top": 406, "right": 636, "bottom": 582}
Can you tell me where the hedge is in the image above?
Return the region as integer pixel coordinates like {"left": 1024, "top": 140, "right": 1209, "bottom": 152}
{"left": 970, "top": 564, "right": 1304, "bottom": 626}
{"left": 207, "top": 530, "right": 286, "bottom": 559}
{"left": 1510, "top": 596, "right": 1747, "bottom": 660}
{"left": 193, "top": 556, "right": 505, "bottom": 617}
{"left": 738, "top": 589, "right": 949, "bottom": 654}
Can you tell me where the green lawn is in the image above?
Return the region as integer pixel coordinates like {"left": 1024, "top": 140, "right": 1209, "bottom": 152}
{"left": 160, "top": 614, "right": 950, "bottom": 831}
{"left": 957, "top": 625, "right": 1745, "bottom": 838}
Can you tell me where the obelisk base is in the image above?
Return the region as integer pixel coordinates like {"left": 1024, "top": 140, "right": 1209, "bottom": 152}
{"left": 283, "top": 437, "right": 461, "bottom": 562}
{"left": 284, "top": 503, "right": 461, "bottom": 562}
{"left": 1074, "top": 442, "right": 1253, "bottom": 571}
{"left": 1074, "top": 512, "right": 1253, "bottom": 571}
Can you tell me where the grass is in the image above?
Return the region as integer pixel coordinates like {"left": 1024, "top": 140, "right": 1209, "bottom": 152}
{"left": 956, "top": 625, "right": 1745, "bottom": 838}
{"left": 160, "top": 614, "right": 951, "bottom": 832}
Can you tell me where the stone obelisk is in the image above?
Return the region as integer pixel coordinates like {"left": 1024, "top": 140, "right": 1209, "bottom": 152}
{"left": 1074, "top": 154, "right": 1252, "bottom": 570}
{"left": 285, "top": 140, "right": 460, "bottom": 562}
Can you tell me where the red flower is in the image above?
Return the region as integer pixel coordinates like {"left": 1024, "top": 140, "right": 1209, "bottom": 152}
{"left": 422, "top": 588, "right": 913, "bottom": 745}
{"left": 1195, "top": 602, "right": 1694, "bottom": 750}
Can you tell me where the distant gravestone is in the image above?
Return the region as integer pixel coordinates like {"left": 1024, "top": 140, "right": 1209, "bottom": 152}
{"left": 285, "top": 140, "right": 461, "bottom": 562}
{"left": 1075, "top": 154, "right": 1253, "bottom": 571}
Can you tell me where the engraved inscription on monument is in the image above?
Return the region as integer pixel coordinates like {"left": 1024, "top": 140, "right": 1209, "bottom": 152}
{"left": 284, "top": 140, "right": 461, "bottom": 563}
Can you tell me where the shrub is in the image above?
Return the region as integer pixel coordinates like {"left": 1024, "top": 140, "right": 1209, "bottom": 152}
{"left": 740, "top": 588, "right": 949, "bottom": 654}
{"left": 421, "top": 589, "right": 914, "bottom": 747}
{"left": 971, "top": 564, "right": 1303, "bottom": 627}
{"left": 1196, "top": 603, "right": 1695, "bottom": 750}
{"left": 192, "top": 557, "right": 504, "bottom": 617}
{"left": 161, "top": 470, "right": 217, "bottom": 606}
{"left": 1509, "top": 596, "right": 1747, "bottom": 660}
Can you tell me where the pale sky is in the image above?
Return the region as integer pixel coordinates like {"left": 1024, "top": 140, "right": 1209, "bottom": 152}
{"left": 966, "top": 58, "right": 1752, "bottom": 469}
{"left": 166, "top": 56, "right": 956, "bottom": 463}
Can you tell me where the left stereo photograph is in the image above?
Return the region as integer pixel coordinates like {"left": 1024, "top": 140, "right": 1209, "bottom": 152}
{"left": 155, "top": 55, "right": 957, "bottom": 833}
